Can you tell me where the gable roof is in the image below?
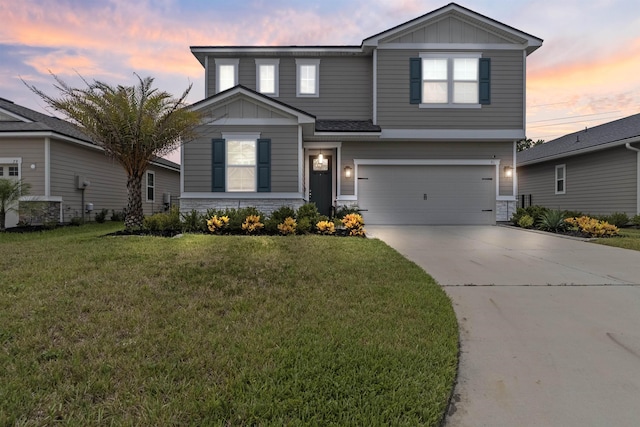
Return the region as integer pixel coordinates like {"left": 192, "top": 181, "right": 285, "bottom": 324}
{"left": 363, "top": 3, "right": 542, "bottom": 54}
{"left": 191, "top": 2, "right": 542, "bottom": 62}
{"left": 0, "top": 97, "right": 94, "bottom": 144}
{"left": 517, "top": 113, "right": 640, "bottom": 166}
{"left": 0, "top": 97, "right": 180, "bottom": 172}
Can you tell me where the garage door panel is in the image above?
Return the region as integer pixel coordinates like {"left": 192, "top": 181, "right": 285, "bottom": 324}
{"left": 358, "top": 165, "right": 495, "bottom": 225}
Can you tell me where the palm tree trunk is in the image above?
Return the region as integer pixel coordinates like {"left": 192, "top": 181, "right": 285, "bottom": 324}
{"left": 125, "top": 174, "right": 144, "bottom": 229}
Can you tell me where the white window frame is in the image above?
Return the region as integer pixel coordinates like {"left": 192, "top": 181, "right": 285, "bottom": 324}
{"left": 555, "top": 164, "right": 566, "bottom": 195}
{"left": 419, "top": 52, "right": 482, "bottom": 109}
{"left": 255, "top": 59, "right": 279, "bottom": 97}
{"left": 215, "top": 58, "right": 239, "bottom": 93}
{"left": 223, "top": 132, "right": 260, "bottom": 192}
{"left": 295, "top": 59, "right": 320, "bottom": 98}
{"left": 146, "top": 171, "right": 155, "bottom": 202}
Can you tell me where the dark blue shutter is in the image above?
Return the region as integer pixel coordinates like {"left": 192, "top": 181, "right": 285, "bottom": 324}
{"left": 257, "top": 138, "right": 271, "bottom": 192}
{"left": 479, "top": 58, "right": 491, "bottom": 105}
{"left": 212, "top": 138, "right": 225, "bottom": 192}
{"left": 409, "top": 57, "right": 422, "bottom": 104}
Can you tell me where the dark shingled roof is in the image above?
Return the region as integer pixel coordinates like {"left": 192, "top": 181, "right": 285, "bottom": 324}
{"left": 518, "top": 113, "right": 640, "bottom": 165}
{"left": 315, "top": 120, "right": 381, "bottom": 133}
{"left": 0, "top": 97, "right": 179, "bottom": 170}
{"left": 0, "top": 97, "right": 94, "bottom": 143}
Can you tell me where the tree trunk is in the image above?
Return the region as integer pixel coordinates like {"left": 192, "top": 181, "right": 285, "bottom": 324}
{"left": 125, "top": 174, "right": 144, "bottom": 229}
{"left": 0, "top": 210, "right": 5, "bottom": 231}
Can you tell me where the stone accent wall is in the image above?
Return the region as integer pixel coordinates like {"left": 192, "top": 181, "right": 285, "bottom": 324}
{"left": 496, "top": 200, "right": 517, "bottom": 222}
{"left": 180, "top": 198, "right": 306, "bottom": 216}
{"left": 19, "top": 201, "right": 61, "bottom": 226}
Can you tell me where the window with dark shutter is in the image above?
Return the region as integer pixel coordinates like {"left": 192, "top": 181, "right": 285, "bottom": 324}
{"left": 479, "top": 58, "right": 491, "bottom": 105}
{"left": 212, "top": 138, "right": 226, "bottom": 192}
{"left": 257, "top": 138, "right": 271, "bottom": 192}
{"left": 409, "top": 57, "right": 422, "bottom": 104}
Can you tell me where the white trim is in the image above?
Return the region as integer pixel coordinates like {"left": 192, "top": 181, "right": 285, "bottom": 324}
{"left": 555, "top": 164, "right": 566, "bottom": 195}
{"left": 255, "top": 59, "right": 280, "bottom": 97}
{"left": 373, "top": 49, "right": 378, "bottom": 125}
{"left": 0, "top": 131, "right": 96, "bottom": 148}
{"left": 304, "top": 141, "right": 342, "bottom": 149}
{"left": 20, "top": 195, "right": 63, "bottom": 202}
{"left": 419, "top": 103, "right": 481, "bottom": 109}
{"left": 625, "top": 143, "right": 640, "bottom": 215}
{"left": 207, "top": 118, "right": 298, "bottom": 126}
{"left": 44, "top": 137, "right": 51, "bottom": 196}
{"left": 496, "top": 196, "right": 517, "bottom": 201}
{"left": 146, "top": 170, "right": 155, "bottom": 202}
{"left": 522, "top": 50, "right": 527, "bottom": 134}
{"left": 204, "top": 56, "right": 209, "bottom": 98}
{"left": 192, "top": 47, "right": 362, "bottom": 54}
{"left": 0, "top": 157, "right": 21, "bottom": 165}
{"left": 214, "top": 58, "right": 239, "bottom": 93}
{"left": 380, "top": 129, "right": 525, "bottom": 140}
{"left": 298, "top": 125, "right": 304, "bottom": 194}
{"left": 180, "top": 143, "right": 185, "bottom": 195}
{"left": 222, "top": 133, "right": 261, "bottom": 192}
{"left": 512, "top": 140, "right": 517, "bottom": 198}
{"left": 222, "top": 132, "right": 261, "bottom": 140}
{"left": 181, "top": 192, "right": 303, "bottom": 199}
{"left": 337, "top": 195, "right": 358, "bottom": 202}
{"left": 378, "top": 43, "right": 529, "bottom": 51}
{"left": 295, "top": 59, "right": 320, "bottom": 98}
{"left": 354, "top": 159, "right": 499, "bottom": 166}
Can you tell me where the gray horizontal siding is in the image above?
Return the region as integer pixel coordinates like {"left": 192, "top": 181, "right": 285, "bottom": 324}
{"left": 340, "top": 140, "right": 513, "bottom": 196}
{"left": 50, "top": 140, "right": 179, "bottom": 220}
{"left": 206, "top": 55, "right": 372, "bottom": 120}
{"left": 0, "top": 138, "right": 45, "bottom": 195}
{"left": 376, "top": 49, "right": 524, "bottom": 129}
{"left": 183, "top": 124, "right": 299, "bottom": 193}
{"left": 518, "top": 146, "right": 638, "bottom": 216}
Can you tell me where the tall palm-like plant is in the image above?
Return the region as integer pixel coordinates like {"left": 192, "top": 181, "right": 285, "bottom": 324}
{"left": 26, "top": 74, "right": 201, "bottom": 229}
{"left": 0, "top": 178, "right": 30, "bottom": 230}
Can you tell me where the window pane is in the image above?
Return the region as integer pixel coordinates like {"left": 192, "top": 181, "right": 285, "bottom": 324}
{"left": 259, "top": 65, "right": 275, "bottom": 94}
{"left": 423, "top": 82, "right": 448, "bottom": 103}
{"left": 8, "top": 166, "right": 18, "bottom": 176}
{"left": 300, "top": 65, "right": 316, "bottom": 94}
{"left": 147, "top": 173, "right": 154, "bottom": 187}
{"left": 556, "top": 166, "right": 564, "bottom": 180}
{"left": 422, "top": 59, "right": 447, "bottom": 80}
{"left": 228, "top": 167, "right": 256, "bottom": 191}
{"left": 454, "top": 58, "right": 478, "bottom": 80}
{"left": 0, "top": 167, "right": 3, "bottom": 176}
{"left": 453, "top": 82, "right": 478, "bottom": 103}
{"left": 227, "top": 140, "right": 256, "bottom": 165}
{"left": 219, "top": 65, "right": 235, "bottom": 92}
{"left": 557, "top": 180, "right": 564, "bottom": 192}
{"left": 147, "top": 187, "right": 154, "bottom": 201}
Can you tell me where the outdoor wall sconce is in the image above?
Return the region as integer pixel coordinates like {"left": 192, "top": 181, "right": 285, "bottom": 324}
{"left": 344, "top": 165, "right": 352, "bottom": 178}
{"left": 317, "top": 151, "right": 324, "bottom": 163}
{"left": 504, "top": 166, "right": 513, "bottom": 178}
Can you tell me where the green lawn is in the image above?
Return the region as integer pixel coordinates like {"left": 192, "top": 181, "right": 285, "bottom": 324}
{"left": 595, "top": 228, "right": 640, "bottom": 251}
{"left": 0, "top": 224, "right": 458, "bottom": 426}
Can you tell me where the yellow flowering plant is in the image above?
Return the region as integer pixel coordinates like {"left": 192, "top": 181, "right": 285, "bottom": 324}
{"left": 242, "top": 215, "right": 264, "bottom": 234}
{"left": 277, "top": 217, "right": 297, "bottom": 235}
{"left": 316, "top": 220, "right": 335, "bottom": 235}
{"left": 342, "top": 213, "right": 366, "bottom": 236}
{"left": 564, "top": 216, "right": 619, "bottom": 237}
{"left": 207, "top": 215, "right": 229, "bottom": 233}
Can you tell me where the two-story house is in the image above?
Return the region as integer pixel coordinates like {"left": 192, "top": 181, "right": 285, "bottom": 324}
{"left": 180, "top": 3, "right": 542, "bottom": 225}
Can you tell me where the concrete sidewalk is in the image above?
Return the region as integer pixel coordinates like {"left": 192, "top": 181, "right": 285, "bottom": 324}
{"left": 368, "top": 226, "right": 640, "bottom": 427}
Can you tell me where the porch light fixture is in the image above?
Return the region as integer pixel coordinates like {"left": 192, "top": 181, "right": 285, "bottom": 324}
{"left": 344, "top": 165, "right": 352, "bottom": 178}
{"left": 504, "top": 166, "right": 513, "bottom": 178}
{"left": 317, "top": 151, "right": 324, "bottom": 163}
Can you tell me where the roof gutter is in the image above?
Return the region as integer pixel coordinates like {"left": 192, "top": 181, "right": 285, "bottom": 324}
{"left": 626, "top": 142, "right": 640, "bottom": 153}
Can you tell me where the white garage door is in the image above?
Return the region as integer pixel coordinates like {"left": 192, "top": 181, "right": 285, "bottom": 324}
{"left": 358, "top": 165, "right": 496, "bottom": 225}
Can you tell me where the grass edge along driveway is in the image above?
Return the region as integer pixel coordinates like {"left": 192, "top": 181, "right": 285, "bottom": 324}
{"left": 0, "top": 224, "right": 458, "bottom": 426}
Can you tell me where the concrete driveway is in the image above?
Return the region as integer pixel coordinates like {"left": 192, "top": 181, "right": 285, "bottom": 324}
{"left": 367, "top": 225, "right": 640, "bottom": 427}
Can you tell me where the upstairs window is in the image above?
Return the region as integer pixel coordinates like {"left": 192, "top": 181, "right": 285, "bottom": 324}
{"left": 215, "top": 59, "right": 239, "bottom": 93}
{"left": 555, "top": 165, "right": 566, "bottom": 194}
{"left": 255, "top": 59, "right": 279, "bottom": 97}
{"left": 296, "top": 59, "right": 320, "bottom": 97}
{"left": 410, "top": 54, "right": 490, "bottom": 107}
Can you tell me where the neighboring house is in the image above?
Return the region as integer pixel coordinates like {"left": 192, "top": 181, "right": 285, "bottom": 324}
{"left": 517, "top": 113, "right": 640, "bottom": 217}
{"left": 181, "top": 2, "right": 542, "bottom": 224}
{"left": 0, "top": 97, "right": 180, "bottom": 228}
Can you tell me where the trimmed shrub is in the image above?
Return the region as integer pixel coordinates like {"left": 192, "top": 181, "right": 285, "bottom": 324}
{"left": 277, "top": 217, "right": 297, "bottom": 235}
{"left": 517, "top": 214, "right": 534, "bottom": 229}
{"left": 342, "top": 213, "right": 366, "bottom": 237}
{"left": 95, "top": 208, "right": 109, "bottom": 223}
{"left": 604, "top": 212, "right": 629, "bottom": 228}
{"left": 143, "top": 207, "right": 181, "bottom": 233}
{"left": 316, "top": 220, "right": 335, "bottom": 235}
{"left": 335, "top": 205, "right": 360, "bottom": 219}
{"left": 207, "top": 215, "right": 230, "bottom": 234}
{"left": 264, "top": 206, "right": 297, "bottom": 234}
{"left": 632, "top": 215, "right": 640, "bottom": 228}
{"left": 565, "top": 216, "right": 619, "bottom": 237}
{"left": 242, "top": 214, "right": 264, "bottom": 235}
{"left": 181, "top": 210, "right": 206, "bottom": 233}
{"left": 297, "top": 203, "right": 320, "bottom": 233}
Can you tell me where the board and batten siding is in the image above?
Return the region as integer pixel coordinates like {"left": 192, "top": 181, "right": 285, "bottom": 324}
{"left": 0, "top": 138, "right": 46, "bottom": 195}
{"left": 518, "top": 146, "right": 637, "bottom": 216}
{"left": 183, "top": 124, "right": 299, "bottom": 193}
{"left": 376, "top": 49, "right": 524, "bottom": 129}
{"left": 207, "top": 56, "right": 372, "bottom": 120}
{"left": 340, "top": 140, "right": 514, "bottom": 196}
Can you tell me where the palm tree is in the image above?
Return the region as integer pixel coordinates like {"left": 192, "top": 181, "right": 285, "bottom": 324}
{"left": 26, "top": 74, "right": 201, "bottom": 229}
{"left": 0, "top": 178, "right": 30, "bottom": 231}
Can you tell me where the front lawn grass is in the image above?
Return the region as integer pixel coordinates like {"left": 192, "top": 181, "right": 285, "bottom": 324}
{"left": 595, "top": 227, "right": 640, "bottom": 251}
{"left": 0, "top": 224, "right": 458, "bottom": 426}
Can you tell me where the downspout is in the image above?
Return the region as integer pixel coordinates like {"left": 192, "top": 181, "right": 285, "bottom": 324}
{"left": 625, "top": 143, "right": 640, "bottom": 215}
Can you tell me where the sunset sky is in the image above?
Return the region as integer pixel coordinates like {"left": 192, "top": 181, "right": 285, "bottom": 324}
{"left": 1, "top": 0, "right": 639, "bottom": 163}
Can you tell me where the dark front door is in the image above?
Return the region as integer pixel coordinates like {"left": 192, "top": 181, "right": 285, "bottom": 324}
{"left": 309, "top": 155, "right": 332, "bottom": 217}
